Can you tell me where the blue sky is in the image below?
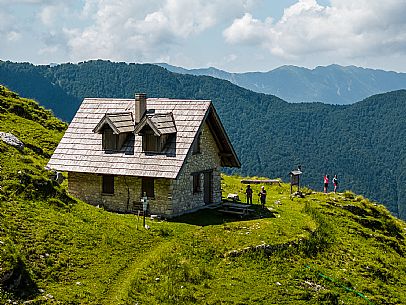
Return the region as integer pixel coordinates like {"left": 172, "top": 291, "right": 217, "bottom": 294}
{"left": 1, "top": 0, "right": 406, "bottom": 72}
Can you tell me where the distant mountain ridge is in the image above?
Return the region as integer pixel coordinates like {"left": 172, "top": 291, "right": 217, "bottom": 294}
{"left": 157, "top": 63, "right": 406, "bottom": 105}
{"left": 0, "top": 60, "right": 405, "bottom": 220}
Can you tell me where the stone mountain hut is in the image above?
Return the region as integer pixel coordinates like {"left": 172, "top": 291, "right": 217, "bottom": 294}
{"left": 47, "top": 93, "right": 240, "bottom": 217}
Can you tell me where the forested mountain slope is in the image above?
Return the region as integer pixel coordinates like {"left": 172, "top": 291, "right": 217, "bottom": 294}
{"left": 0, "top": 60, "right": 288, "bottom": 122}
{"left": 0, "top": 61, "right": 79, "bottom": 120}
{"left": 1, "top": 86, "right": 406, "bottom": 304}
{"left": 158, "top": 63, "right": 406, "bottom": 105}
{"left": 0, "top": 60, "right": 405, "bottom": 220}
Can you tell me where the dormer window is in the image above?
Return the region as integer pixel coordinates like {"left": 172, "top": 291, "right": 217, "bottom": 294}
{"left": 93, "top": 112, "right": 134, "bottom": 152}
{"left": 102, "top": 126, "right": 118, "bottom": 150}
{"left": 143, "top": 127, "right": 160, "bottom": 152}
{"left": 134, "top": 113, "right": 176, "bottom": 153}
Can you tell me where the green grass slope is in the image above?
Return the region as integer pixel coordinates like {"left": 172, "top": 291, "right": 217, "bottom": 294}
{"left": 1, "top": 86, "right": 406, "bottom": 304}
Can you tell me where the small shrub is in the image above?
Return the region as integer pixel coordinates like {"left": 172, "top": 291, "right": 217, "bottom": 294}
{"left": 367, "top": 265, "right": 393, "bottom": 283}
{"left": 355, "top": 195, "right": 364, "bottom": 202}
{"left": 370, "top": 204, "right": 392, "bottom": 219}
{"left": 384, "top": 219, "right": 404, "bottom": 239}
{"left": 343, "top": 191, "right": 355, "bottom": 199}
{"left": 357, "top": 217, "right": 383, "bottom": 231}
{"left": 47, "top": 198, "right": 67, "bottom": 208}
{"left": 1, "top": 180, "right": 25, "bottom": 196}
{"left": 0, "top": 239, "right": 20, "bottom": 284}
{"left": 152, "top": 227, "right": 173, "bottom": 237}
{"left": 20, "top": 156, "right": 34, "bottom": 164}
{"left": 342, "top": 204, "right": 368, "bottom": 217}
{"left": 9, "top": 104, "right": 33, "bottom": 120}
{"left": 317, "top": 290, "right": 339, "bottom": 304}
{"left": 300, "top": 290, "right": 313, "bottom": 301}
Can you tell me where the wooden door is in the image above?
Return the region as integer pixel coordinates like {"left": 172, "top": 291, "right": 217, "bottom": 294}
{"left": 204, "top": 171, "right": 213, "bottom": 204}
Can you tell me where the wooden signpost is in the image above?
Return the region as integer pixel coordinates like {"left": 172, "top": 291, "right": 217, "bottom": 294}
{"left": 289, "top": 167, "right": 302, "bottom": 194}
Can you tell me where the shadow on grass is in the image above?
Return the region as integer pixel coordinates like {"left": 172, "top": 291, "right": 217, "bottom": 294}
{"left": 2, "top": 258, "right": 39, "bottom": 301}
{"left": 170, "top": 203, "right": 278, "bottom": 226}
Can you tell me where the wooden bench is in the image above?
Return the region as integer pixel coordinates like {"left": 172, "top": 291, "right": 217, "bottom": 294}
{"left": 240, "top": 179, "right": 281, "bottom": 186}
{"left": 218, "top": 203, "right": 255, "bottom": 216}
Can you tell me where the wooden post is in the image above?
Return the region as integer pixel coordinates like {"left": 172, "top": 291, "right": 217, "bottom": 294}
{"left": 137, "top": 210, "right": 140, "bottom": 230}
{"left": 142, "top": 193, "right": 148, "bottom": 229}
{"left": 298, "top": 175, "right": 300, "bottom": 193}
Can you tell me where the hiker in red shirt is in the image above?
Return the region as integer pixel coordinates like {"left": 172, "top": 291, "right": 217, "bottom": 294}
{"left": 324, "top": 175, "right": 329, "bottom": 193}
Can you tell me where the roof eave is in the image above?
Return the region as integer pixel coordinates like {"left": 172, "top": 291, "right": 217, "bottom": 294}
{"left": 207, "top": 104, "right": 241, "bottom": 168}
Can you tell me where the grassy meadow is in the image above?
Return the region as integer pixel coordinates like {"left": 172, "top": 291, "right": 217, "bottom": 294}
{"left": 2, "top": 171, "right": 406, "bottom": 304}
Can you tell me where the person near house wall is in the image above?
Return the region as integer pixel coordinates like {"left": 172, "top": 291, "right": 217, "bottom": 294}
{"left": 259, "top": 186, "right": 267, "bottom": 208}
{"left": 245, "top": 185, "right": 253, "bottom": 204}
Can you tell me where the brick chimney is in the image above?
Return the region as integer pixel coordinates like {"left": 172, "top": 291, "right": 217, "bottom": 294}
{"left": 134, "top": 93, "right": 147, "bottom": 124}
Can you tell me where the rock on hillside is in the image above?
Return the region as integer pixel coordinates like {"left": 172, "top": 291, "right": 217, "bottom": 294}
{"left": 0, "top": 132, "right": 24, "bottom": 150}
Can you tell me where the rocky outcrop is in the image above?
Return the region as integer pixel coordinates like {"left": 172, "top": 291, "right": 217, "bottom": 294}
{"left": 0, "top": 132, "right": 24, "bottom": 151}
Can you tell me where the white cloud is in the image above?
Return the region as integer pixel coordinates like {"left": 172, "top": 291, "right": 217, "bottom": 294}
{"left": 6, "top": 31, "right": 22, "bottom": 42}
{"left": 0, "top": 8, "right": 21, "bottom": 43}
{"left": 0, "top": 0, "right": 61, "bottom": 5}
{"left": 62, "top": 0, "right": 260, "bottom": 62}
{"left": 38, "top": 45, "right": 59, "bottom": 55}
{"left": 223, "top": 13, "right": 272, "bottom": 45}
{"left": 225, "top": 53, "right": 237, "bottom": 63}
{"left": 2, "top": 0, "right": 406, "bottom": 71}
{"left": 39, "top": 4, "right": 67, "bottom": 26}
{"left": 223, "top": 0, "right": 406, "bottom": 60}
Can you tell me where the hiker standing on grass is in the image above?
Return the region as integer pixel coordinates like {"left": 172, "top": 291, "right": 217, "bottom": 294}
{"left": 333, "top": 175, "right": 338, "bottom": 193}
{"left": 259, "top": 186, "right": 267, "bottom": 208}
{"left": 245, "top": 185, "right": 253, "bottom": 204}
{"left": 324, "top": 174, "right": 329, "bottom": 193}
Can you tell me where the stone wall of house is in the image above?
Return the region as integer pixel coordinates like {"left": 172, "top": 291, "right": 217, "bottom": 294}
{"left": 170, "top": 122, "right": 222, "bottom": 216}
{"left": 68, "top": 121, "right": 224, "bottom": 217}
{"left": 68, "top": 172, "right": 173, "bottom": 215}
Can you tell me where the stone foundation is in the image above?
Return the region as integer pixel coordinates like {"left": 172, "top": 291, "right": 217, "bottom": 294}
{"left": 68, "top": 172, "right": 173, "bottom": 215}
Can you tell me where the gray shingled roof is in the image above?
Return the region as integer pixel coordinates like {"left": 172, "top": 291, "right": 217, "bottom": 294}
{"left": 93, "top": 112, "right": 134, "bottom": 134}
{"left": 48, "top": 97, "right": 239, "bottom": 179}
{"left": 134, "top": 113, "right": 176, "bottom": 136}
